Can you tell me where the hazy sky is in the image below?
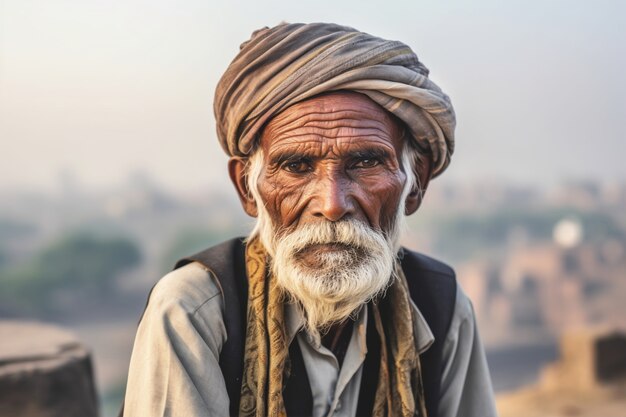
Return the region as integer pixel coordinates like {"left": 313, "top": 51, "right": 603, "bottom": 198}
{"left": 1, "top": 0, "right": 625, "bottom": 192}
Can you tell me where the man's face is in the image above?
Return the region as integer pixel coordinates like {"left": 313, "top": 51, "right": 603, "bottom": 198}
{"left": 229, "top": 91, "right": 430, "bottom": 336}
{"left": 256, "top": 91, "right": 408, "bottom": 242}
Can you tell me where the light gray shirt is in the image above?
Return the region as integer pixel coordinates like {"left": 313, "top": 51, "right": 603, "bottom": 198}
{"left": 123, "top": 262, "right": 497, "bottom": 417}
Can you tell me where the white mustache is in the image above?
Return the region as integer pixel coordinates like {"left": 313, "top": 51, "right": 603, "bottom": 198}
{"left": 279, "top": 219, "right": 389, "bottom": 257}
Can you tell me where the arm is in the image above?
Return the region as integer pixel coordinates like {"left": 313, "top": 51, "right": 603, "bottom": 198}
{"left": 123, "top": 263, "right": 230, "bottom": 417}
{"left": 437, "top": 285, "right": 498, "bottom": 417}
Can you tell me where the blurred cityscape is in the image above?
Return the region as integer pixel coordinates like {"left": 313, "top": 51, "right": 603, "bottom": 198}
{"left": 1, "top": 174, "right": 625, "bottom": 416}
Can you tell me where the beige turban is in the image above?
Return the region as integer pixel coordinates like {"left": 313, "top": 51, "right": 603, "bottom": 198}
{"left": 214, "top": 22, "right": 456, "bottom": 177}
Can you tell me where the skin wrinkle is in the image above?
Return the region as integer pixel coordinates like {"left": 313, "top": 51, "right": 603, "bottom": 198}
{"left": 228, "top": 93, "right": 432, "bottom": 247}
{"left": 257, "top": 92, "right": 407, "bottom": 235}
{"left": 269, "top": 111, "right": 394, "bottom": 125}
{"left": 229, "top": 92, "right": 431, "bottom": 348}
{"left": 268, "top": 122, "right": 395, "bottom": 141}
{"left": 265, "top": 120, "right": 399, "bottom": 145}
{"left": 266, "top": 133, "right": 396, "bottom": 153}
{"left": 265, "top": 106, "right": 394, "bottom": 131}
{"left": 267, "top": 138, "right": 397, "bottom": 161}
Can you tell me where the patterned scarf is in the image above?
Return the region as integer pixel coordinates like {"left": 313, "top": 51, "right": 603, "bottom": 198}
{"left": 239, "top": 237, "right": 428, "bottom": 417}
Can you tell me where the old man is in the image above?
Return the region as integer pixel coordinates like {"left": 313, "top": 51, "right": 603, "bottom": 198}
{"left": 123, "top": 22, "right": 497, "bottom": 417}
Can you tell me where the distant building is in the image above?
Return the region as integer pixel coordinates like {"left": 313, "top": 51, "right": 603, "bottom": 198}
{"left": 458, "top": 232, "right": 626, "bottom": 345}
{"left": 540, "top": 330, "right": 626, "bottom": 392}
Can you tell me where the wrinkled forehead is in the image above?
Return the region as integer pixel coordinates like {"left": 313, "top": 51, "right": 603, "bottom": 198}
{"left": 259, "top": 91, "right": 406, "bottom": 152}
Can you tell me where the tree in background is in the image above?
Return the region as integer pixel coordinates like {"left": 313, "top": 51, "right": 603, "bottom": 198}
{"left": 0, "top": 233, "right": 141, "bottom": 318}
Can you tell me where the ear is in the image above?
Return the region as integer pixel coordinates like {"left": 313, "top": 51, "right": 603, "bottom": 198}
{"left": 404, "top": 155, "right": 432, "bottom": 216}
{"left": 228, "top": 157, "right": 258, "bottom": 217}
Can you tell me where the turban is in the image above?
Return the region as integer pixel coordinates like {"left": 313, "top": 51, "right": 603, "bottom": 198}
{"left": 214, "top": 22, "right": 456, "bottom": 177}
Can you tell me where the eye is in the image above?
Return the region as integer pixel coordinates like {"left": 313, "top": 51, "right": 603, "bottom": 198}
{"left": 282, "top": 159, "right": 312, "bottom": 173}
{"left": 352, "top": 158, "right": 381, "bottom": 169}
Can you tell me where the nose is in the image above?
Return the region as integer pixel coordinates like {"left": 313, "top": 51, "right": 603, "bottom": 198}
{"left": 310, "top": 171, "right": 355, "bottom": 222}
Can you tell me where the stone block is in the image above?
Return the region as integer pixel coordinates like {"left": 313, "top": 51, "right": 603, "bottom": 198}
{"left": 0, "top": 321, "right": 99, "bottom": 417}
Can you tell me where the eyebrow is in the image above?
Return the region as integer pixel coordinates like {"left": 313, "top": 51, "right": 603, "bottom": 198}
{"left": 269, "top": 146, "right": 394, "bottom": 164}
{"left": 350, "top": 148, "right": 391, "bottom": 161}
{"left": 269, "top": 152, "right": 310, "bottom": 166}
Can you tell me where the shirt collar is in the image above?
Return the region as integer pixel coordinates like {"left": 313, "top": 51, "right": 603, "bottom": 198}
{"left": 409, "top": 298, "right": 435, "bottom": 354}
{"left": 285, "top": 301, "right": 305, "bottom": 345}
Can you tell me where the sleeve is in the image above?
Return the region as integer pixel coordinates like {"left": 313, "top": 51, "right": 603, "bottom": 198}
{"left": 123, "top": 263, "right": 230, "bottom": 417}
{"left": 437, "top": 285, "right": 498, "bottom": 417}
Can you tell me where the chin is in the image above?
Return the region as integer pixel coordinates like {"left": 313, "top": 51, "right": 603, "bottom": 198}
{"left": 270, "top": 222, "right": 397, "bottom": 339}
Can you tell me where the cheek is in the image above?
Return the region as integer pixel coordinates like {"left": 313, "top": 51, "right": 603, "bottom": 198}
{"left": 257, "top": 172, "right": 310, "bottom": 228}
{"left": 357, "top": 173, "right": 405, "bottom": 230}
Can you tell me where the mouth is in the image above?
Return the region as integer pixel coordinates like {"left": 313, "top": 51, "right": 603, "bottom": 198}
{"left": 294, "top": 242, "right": 364, "bottom": 268}
{"left": 299, "top": 242, "right": 353, "bottom": 254}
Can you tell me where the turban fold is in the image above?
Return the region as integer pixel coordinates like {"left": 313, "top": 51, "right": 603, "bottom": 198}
{"left": 214, "top": 22, "right": 456, "bottom": 177}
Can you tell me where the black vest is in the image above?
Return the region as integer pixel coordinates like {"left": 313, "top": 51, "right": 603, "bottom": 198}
{"left": 120, "top": 238, "right": 456, "bottom": 417}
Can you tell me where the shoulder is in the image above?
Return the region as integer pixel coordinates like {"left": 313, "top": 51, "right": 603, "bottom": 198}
{"left": 438, "top": 285, "right": 497, "bottom": 416}
{"left": 124, "top": 263, "right": 231, "bottom": 416}
{"left": 401, "top": 248, "right": 458, "bottom": 341}
{"left": 142, "top": 262, "right": 224, "bottom": 333}
{"left": 137, "top": 261, "right": 227, "bottom": 358}
{"left": 148, "top": 261, "right": 223, "bottom": 316}
{"left": 400, "top": 250, "right": 473, "bottom": 324}
{"left": 448, "top": 284, "right": 477, "bottom": 335}
{"left": 400, "top": 247, "right": 458, "bottom": 308}
{"left": 400, "top": 247, "right": 456, "bottom": 278}
{"left": 442, "top": 284, "right": 480, "bottom": 353}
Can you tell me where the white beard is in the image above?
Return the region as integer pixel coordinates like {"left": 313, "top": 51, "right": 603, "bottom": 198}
{"left": 246, "top": 147, "right": 416, "bottom": 342}
{"left": 268, "top": 219, "right": 397, "bottom": 341}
